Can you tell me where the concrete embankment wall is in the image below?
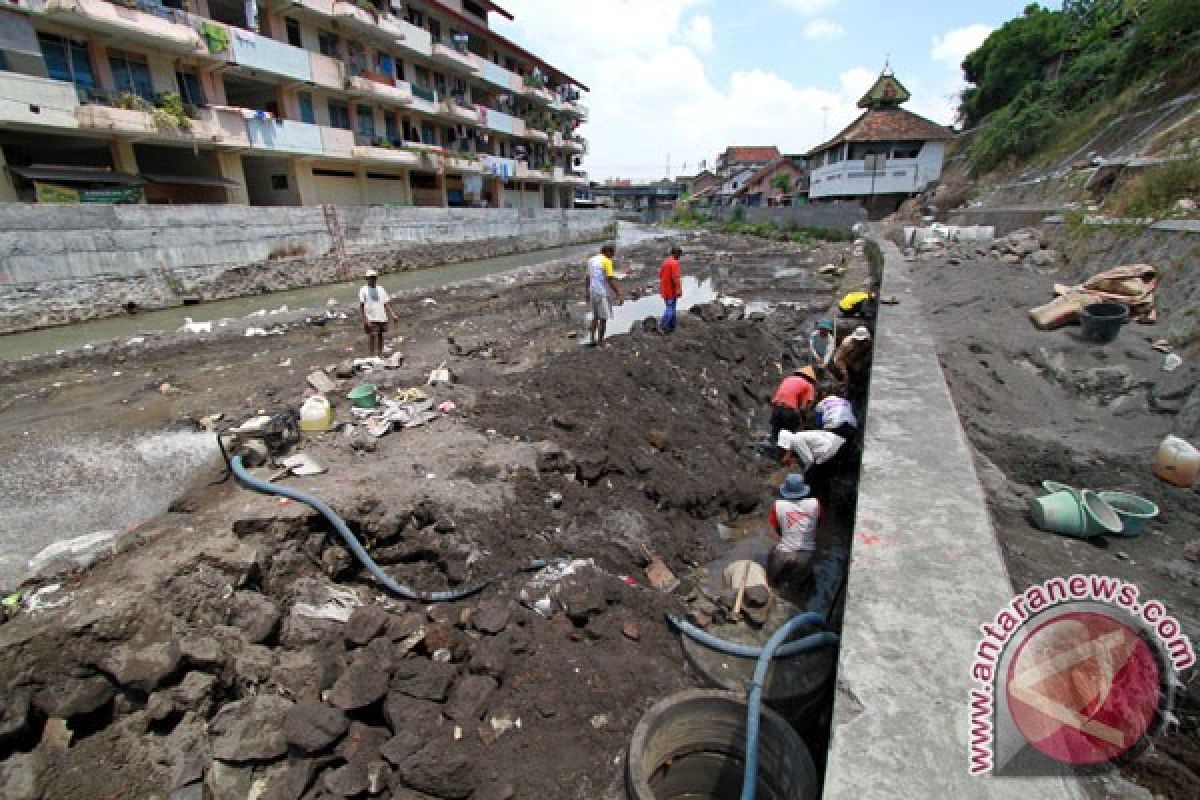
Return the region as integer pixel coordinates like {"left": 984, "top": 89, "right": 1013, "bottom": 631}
{"left": 707, "top": 202, "right": 867, "bottom": 229}
{"left": 822, "top": 237, "right": 1085, "bottom": 800}
{"left": 947, "top": 205, "right": 1069, "bottom": 235}
{"left": 0, "top": 205, "right": 616, "bottom": 332}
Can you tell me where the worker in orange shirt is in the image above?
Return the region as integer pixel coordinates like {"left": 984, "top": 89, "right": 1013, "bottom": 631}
{"left": 658, "top": 246, "right": 683, "bottom": 334}
{"left": 768, "top": 365, "right": 817, "bottom": 458}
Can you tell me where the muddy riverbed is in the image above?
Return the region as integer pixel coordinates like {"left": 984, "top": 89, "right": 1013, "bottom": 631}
{"left": 0, "top": 230, "right": 859, "bottom": 799}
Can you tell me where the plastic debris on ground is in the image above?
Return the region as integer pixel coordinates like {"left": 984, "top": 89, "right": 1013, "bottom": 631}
{"left": 25, "top": 584, "right": 69, "bottom": 613}
{"left": 436, "top": 401, "right": 457, "bottom": 413}
{"left": 1164, "top": 353, "right": 1182, "bottom": 372}
{"left": 518, "top": 558, "right": 597, "bottom": 617}
{"left": 427, "top": 362, "right": 452, "bottom": 386}
{"left": 278, "top": 453, "right": 326, "bottom": 476}
{"left": 307, "top": 370, "right": 339, "bottom": 394}
{"left": 178, "top": 318, "right": 213, "bottom": 334}
{"left": 293, "top": 583, "right": 361, "bottom": 622}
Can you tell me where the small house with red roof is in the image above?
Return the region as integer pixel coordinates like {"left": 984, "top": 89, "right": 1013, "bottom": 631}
{"left": 806, "top": 68, "right": 953, "bottom": 215}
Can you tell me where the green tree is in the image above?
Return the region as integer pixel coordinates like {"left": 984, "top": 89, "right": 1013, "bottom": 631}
{"left": 959, "top": 4, "right": 1068, "bottom": 127}
{"left": 770, "top": 173, "right": 792, "bottom": 194}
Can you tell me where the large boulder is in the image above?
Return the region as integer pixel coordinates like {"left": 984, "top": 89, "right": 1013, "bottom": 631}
{"left": 284, "top": 702, "right": 348, "bottom": 753}
{"left": 208, "top": 694, "right": 294, "bottom": 762}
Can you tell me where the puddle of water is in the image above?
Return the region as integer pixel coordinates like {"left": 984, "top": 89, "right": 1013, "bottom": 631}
{"left": 0, "top": 430, "right": 222, "bottom": 587}
{"left": 584, "top": 275, "right": 719, "bottom": 337}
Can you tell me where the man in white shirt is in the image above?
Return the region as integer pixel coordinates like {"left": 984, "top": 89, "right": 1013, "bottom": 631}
{"left": 585, "top": 244, "right": 622, "bottom": 347}
{"left": 358, "top": 269, "right": 398, "bottom": 358}
{"left": 766, "top": 474, "right": 819, "bottom": 588}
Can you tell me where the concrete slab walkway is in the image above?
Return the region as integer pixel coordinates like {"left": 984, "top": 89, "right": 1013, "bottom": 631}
{"left": 821, "top": 239, "right": 1086, "bottom": 799}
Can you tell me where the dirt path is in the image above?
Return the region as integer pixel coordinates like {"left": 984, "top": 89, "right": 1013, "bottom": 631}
{"left": 0, "top": 231, "right": 858, "bottom": 799}
{"left": 906, "top": 234, "right": 1200, "bottom": 799}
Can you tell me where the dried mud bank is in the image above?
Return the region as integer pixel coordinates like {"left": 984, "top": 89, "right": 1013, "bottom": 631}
{"left": 907, "top": 232, "right": 1200, "bottom": 799}
{"left": 0, "top": 231, "right": 862, "bottom": 799}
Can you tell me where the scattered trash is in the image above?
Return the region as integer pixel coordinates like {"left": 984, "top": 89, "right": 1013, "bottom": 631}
{"left": 232, "top": 415, "right": 273, "bottom": 435}
{"left": 159, "top": 382, "right": 179, "bottom": 395}
{"left": 177, "top": 318, "right": 213, "bottom": 334}
{"left": 245, "top": 327, "right": 268, "bottom": 337}
{"left": 1154, "top": 434, "right": 1199, "bottom": 488}
{"left": 545, "top": 491, "right": 563, "bottom": 509}
{"left": 383, "top": 353, "right": 404, "bottom": 369}
{"left": 1033, "top": 264, "right": 1158, "bottom": 330}
{"left": 293, "top": 584, "right": 362, "bottom": 622}
{"left": 278, "top": 453, "right": 327, "bottom": 476}
{"left": 1164, "top": 353, "right": 1182, "bottom": 372}
{"left": 1152, "top": 339, "right": 1173, "bottom": 353}
{"left": 431, "top": 648, "right": 453, "bottom": 663}
{"left": 27, "top": 530, "right": 120, "bottom": 575}
{"left": 363, "top": 418, "right": 392, "bottom": 438}
{"left": 299, "top": 395, "right": 334, "bottom": 432}
{"left": 427, "top": 361, "right": 452, "bottom": 386}
{"left": 127, "top": 336, "right": 145, "bottom": 345}
{"left": 198, "top": 413, "right": 223, "bottom": 431}
{"left": 25, "top": 584, "right": 69, "bottom": 613}
{"left": 307, "top": 370, "right": 339, "bottom": 394}
{"left": 422, "top": 297, "right": 437, "bottom": 305}
{"left": 278, "top": 358, "right": 292, "bottom": 368}
{"left": 590, "top": 714, "right": 610, "bottom": 730}
{"left": 348, "top": 383, "right": 379, "bottom": 409}
{"left": 436, "top": 401, "right": 457, "bottom": 413}
{"left": 395, "top": 387, "right": 428, "bottom": 403}
{"left": 622, "top": 621, "right": 641, "bottom": 641}
{"left": 3, "top": 591, "right": 25, "bottom": 608}
{"left": 352, "top": 357, "right": 386, "bottom": 372}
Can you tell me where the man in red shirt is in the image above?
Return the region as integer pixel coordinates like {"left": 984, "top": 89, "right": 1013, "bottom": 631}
{"left": 658, "top": 246, "right": 683, "bottom": 333}
{"left": 768, "top": 365, "right": 817, "bottom": 458}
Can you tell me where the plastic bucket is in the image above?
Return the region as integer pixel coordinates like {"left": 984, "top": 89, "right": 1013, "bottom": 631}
{"left": 1040, "top": 480, "right": 1080, "bottom": 499}
{"left": 347, "top": 383, "right": 378, "bottom": 409}
{"left": 1028, "top": 491, "right": 1087, "bottom": 536}
{"left": 1078, "top": 302, "right": 1129, "bottom": 344}
{"left": 1081, "top": 489, "right": 1124, "bottom": 536}
{"left": 1096, "top": 491, "right": 1158, "bottom": 537}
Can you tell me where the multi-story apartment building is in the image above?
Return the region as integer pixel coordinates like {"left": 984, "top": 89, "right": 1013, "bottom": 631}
{"left": 0, "top": 0, "right": 589, "bottom": 208}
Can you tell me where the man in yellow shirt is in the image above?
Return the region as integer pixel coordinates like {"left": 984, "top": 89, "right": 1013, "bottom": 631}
{"left": 585, "top": 244, "right": 622, "bottom": 347}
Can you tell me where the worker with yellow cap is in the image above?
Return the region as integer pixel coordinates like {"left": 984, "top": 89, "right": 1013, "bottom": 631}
{"left": 768, "top": 365, "right": 818, "bottom": 459}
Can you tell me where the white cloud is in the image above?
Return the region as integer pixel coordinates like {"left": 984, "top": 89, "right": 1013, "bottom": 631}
{"left": 682, "top": 14, "right": 714, "bottom": 54}
{"left": 930, "top": 24, "right": 993, "bottom": 70}
{"left": 802, "top": 19, "right": 844, "bottom": 41}
{"left": 493, "top": 0, "right": 879, "bottom": 180}
{"left": 775, "top": 0, "right": 839, "bottom": 14}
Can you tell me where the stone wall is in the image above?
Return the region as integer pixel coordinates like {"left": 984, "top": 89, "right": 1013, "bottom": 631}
{"left": 0, "top": 205, "right": 616, "bottom": 332}
{"left": 706, "top": 203, "right": 867, "bottom": 229}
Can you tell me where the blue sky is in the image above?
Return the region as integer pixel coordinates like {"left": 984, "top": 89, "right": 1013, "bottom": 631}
{"left": 495, "top": 0, "right": 1038, "bottom": 180}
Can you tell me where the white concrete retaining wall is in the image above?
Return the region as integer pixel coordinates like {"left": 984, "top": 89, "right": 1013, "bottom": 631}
{"left": 0, "top": 205, "right": 616, "bottom": 332}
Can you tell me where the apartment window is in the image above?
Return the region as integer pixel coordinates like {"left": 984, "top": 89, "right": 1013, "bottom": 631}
{"left": 297, "top": 92, "right": 316, "bottom": 124}
{"left": 175, "top": 69, "right": 205, "bottom": 107}
{"left": 384, "top": 112, "right": 398, "bottom": 142}
{"left": 892, "top": 143, "right": 921, "bottom": 159}
{"left": 285, "top": 18, "right": 302, "bottom": 48}
{"left": 328, "top": 100, "right": 351, "bottom": 130}
{"left": 356, "top": 105, "right": 375, "bottom": 138}
{"left": 375, "top": 51, "right": 395, "bottom": 79}
{"left": 318, "top": 31, "right": 340, "bottom": 59}
{"left": 429, "top": 18, "right": 442, "bottom": 41}
{"left": 394, "top": 60, "right": 406, "bottom": 82}
{"left": 406, "top": 8, "right": 424, "bottom": 27}
{"left": 420, "top": 122, "right": 436, "bottom": 145}
{"left": 38, "top": 34, "right": 95, "bottom": 90}
{"left": 410, "top": 172, "right": 439, "bottom": 190}
{"left": 414, "top": 66, "right": 431, "bottom": 89}
{"left": 109, "top": 51, "right": 154, "bottom": 101}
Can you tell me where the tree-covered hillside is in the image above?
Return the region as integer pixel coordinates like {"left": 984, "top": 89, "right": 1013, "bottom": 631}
{"left": 960, "top": 0, "right": 1200, "bottom": 173}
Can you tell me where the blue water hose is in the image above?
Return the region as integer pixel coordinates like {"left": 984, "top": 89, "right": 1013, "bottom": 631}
{"left": 742, "top": 615, "right": 839, "bottom": 800}
{"left": 666, "top": 611, "right": 828, "bottom": 658}
{"left": 229, "top": 454, "right": 547, "bottom": 602}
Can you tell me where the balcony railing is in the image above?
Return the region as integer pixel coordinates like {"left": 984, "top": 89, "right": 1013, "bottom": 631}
{"left": 43, "top": 0, "right": 205, "bottom": 54}
{"left": 431, "top": 36, "right": 479, "bottom": 74}
{"left": 0, "top": 72, "right": 81, "bottom": 130}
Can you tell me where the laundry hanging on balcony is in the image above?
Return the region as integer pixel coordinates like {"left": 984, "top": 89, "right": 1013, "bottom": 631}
{"left": 202, "top": 21, "right": 230, "bottom": 54}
